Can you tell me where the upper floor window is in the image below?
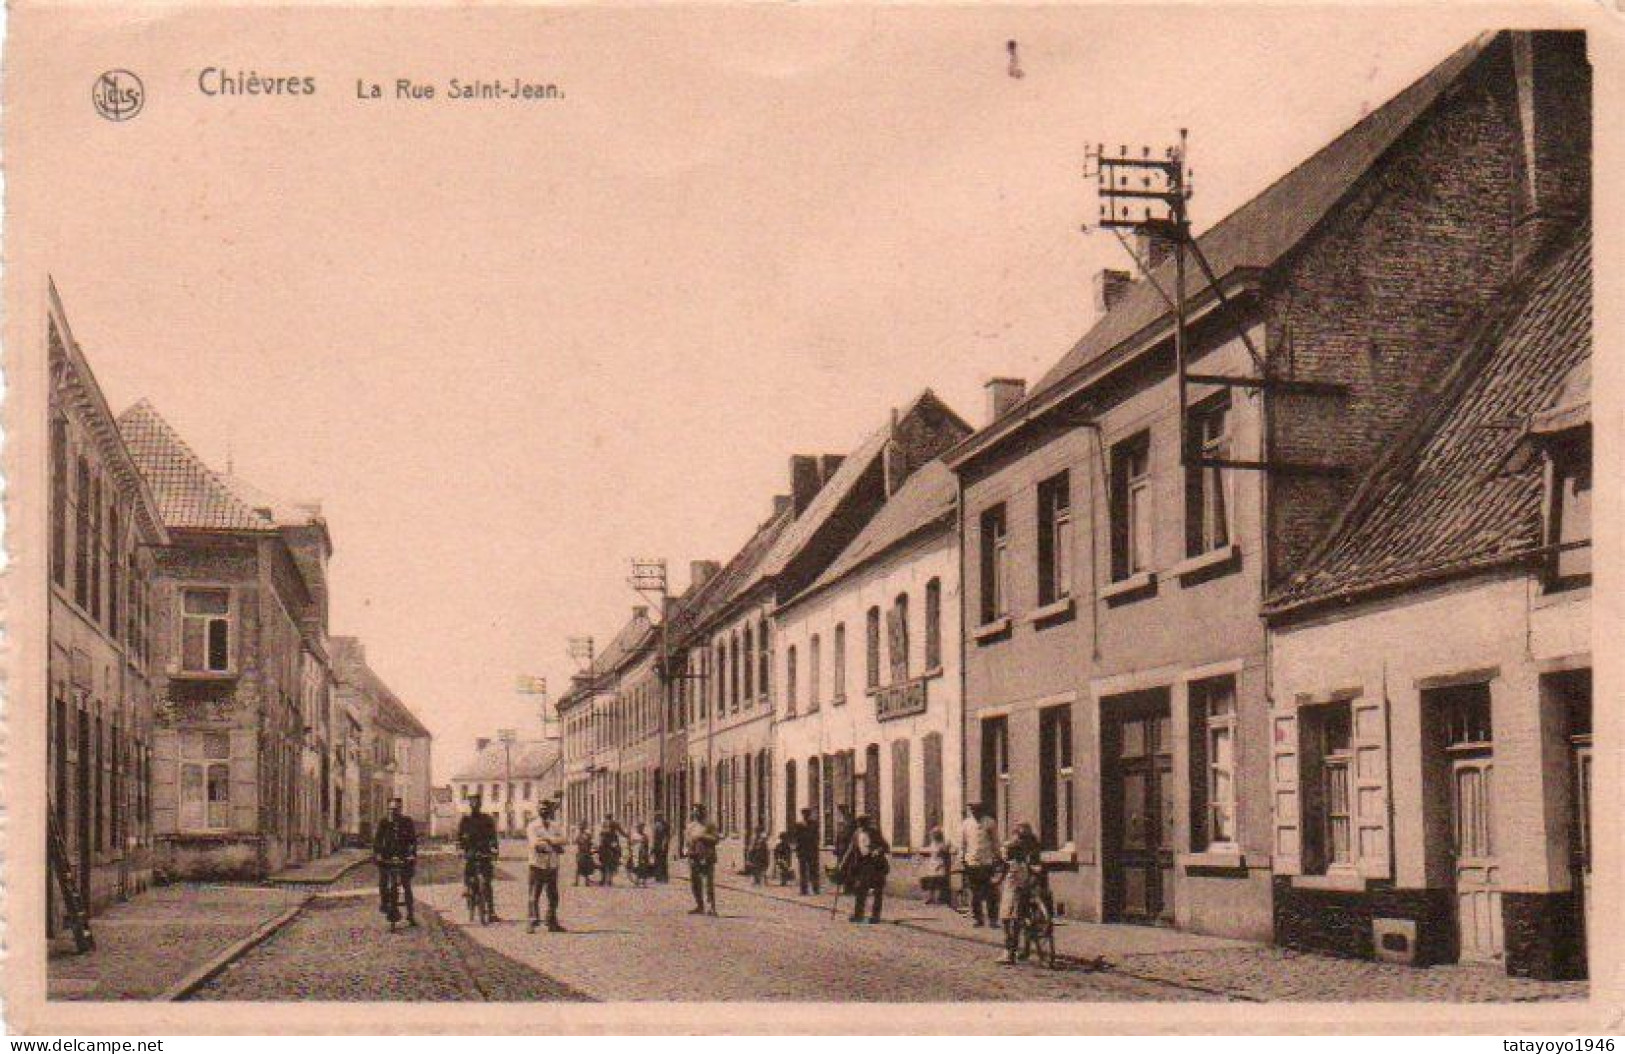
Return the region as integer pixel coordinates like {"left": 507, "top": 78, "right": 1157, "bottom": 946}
{"left": 1548, "top": 435, "right": 1591, "bottom": 589}
{"left": 51, "top": 417, "right": 68, "bottom": 588}
{"left": 74, "top": 456, "right": 92, "bottom": 609}
{"left": 832, "top": 623, "right": 847, "bottom": 702}
{"left": 785, "top": 644, "right": 798, "bottom": 716}
{"left": 924, "top": 579, "right": 942, "bottom": 671}
{"left": 809, "top": 634, "right": 822, "bottom": 711}
{"left": 758, "top": 618, "right": 771, "bottom": 700}
{"left": 887, "top": 593, "right": 910, "bottom": 683}
{"left": 1037, "top": 472, "right": 1073, "bottom": 606}
{"left": 1111, "top": 432, "right": 1153, "bottom": 580}
{"left": 181, "top": 588, "right": 233, "bottom": 674}
{"left": 979, "top": 504, "right": 1009, "bottom": 624}
{"left": 865, "top": 607, "right": 881, "bottom": 690}
{"left": 1186, "top": 397, "right": 1232, "bottom": 557}
{"left": 743, "top": 625, "right": 755, "bottom": 700}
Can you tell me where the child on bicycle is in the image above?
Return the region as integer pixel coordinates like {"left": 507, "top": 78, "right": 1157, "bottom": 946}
{"left": 994, "top": 821, "right": 1051, "bottom": 964}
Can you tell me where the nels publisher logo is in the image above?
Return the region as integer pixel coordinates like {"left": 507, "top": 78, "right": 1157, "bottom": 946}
{"left": 92, "top": 69, "right": 144, "bottom": 121}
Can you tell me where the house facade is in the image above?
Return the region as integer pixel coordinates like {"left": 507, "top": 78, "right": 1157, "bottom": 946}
{"left": 1265, "top": 227, "right": 1591, "bottom": 980}
{"left": 773, "top": 459, "right": 964, "bottom": 887}
{"left": 451, "top": 737, "right": 563, "bottom": 835}
{"left": 47, "top": 284, "right": 170, "bottom": 930}
{"left": 945, "top": 30, "right": 1584, "bottom": 940}
{"left": 118, "top": 401, "right": 336, "bottom": 880}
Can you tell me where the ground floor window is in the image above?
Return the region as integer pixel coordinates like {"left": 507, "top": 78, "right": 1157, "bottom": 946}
{"left": 980, "top": 716, "right": 1010, "bottom": 838}
{"left": 922, "top": 732, "right": 944, "bottom": 838}
{"left": 891, "top": 738, "right": 911, "bottom": 849}
{"left": 1299, "top": 701, "right": 1352, "bottom": 873}
{"left": 1188, "top": 676, "right": 1238, "bottom": 850}
{"left": 180, "top": 731, "right": 232, "bottom": 832}
{"left": 1039, "top": 705, "right": 1074, "bottom": 851}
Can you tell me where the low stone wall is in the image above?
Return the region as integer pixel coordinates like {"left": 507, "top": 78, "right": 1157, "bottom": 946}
{"left": 157, "top": 834, "right": 271, "bottom": 882}
{"left": 1504, "top": 890, "right": 1587, "bottom": 981}
{"left": 1272, "top": 877, "right": 1455, "bottom": 967}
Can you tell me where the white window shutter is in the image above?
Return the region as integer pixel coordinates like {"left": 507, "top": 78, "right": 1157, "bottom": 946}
{"left": 1352, "top": 696, "right": 1392, "bottom": 879}
{"left": 1270, "top": 709, "right": 1302, "bottom": 875}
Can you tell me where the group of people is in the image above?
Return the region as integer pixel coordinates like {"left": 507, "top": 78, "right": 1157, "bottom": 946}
{"left": 375, "top": 791, "right": 1053, "bottom": 964}
{"left": 571, "top": 814, "right": 672, "bottom": 888}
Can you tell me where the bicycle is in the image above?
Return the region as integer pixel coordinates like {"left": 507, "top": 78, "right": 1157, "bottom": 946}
{"left": 463, "top": 851, "right": 496, "bottom": 925}
{"left": 1016, "top": 891, "right": 1058, "bottom": 969}
{"left": 378, "top": 856, "right": 407, "bottom": 931}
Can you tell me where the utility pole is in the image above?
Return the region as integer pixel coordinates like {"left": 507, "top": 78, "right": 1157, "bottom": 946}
{"left": 567, "top": 637, "right": 595, "bottom": 822}
{"left": 497, "top": 727, "right": 517, "bottom": 836}
{"left": 629, "top": 558, "right": 670, "bottom": 826}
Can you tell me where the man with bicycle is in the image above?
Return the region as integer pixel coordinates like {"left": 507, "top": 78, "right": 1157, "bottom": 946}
{"left": 374, "top": 796, "right": 419, "bottom": 929}
{"left": 457, "top": 793, "right": 501, "bottom": 923}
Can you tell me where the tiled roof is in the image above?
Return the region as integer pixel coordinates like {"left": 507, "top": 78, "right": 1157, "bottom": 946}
{"left": 584, "top": 609, "right": 657, "bottom": 680}
{"left": 789, "top": 459, "right": 957, "bottom": 607}
{"left": 374, "top": 687, "right": 433, "bottom": 740}
{"left": 1267, "top": 226, "right": 1590, "bottom": 614}
{"left": 452, "top": 739, "right": 562, "bottom": 782}
{"left": 953, "top": 32, "right": 1500, "bottom": 464}
{"left": 117, "top": 400, "right": 276, "bottom": 532}
{"left": 672, "top": 504, "right": 794, "bottom": 644}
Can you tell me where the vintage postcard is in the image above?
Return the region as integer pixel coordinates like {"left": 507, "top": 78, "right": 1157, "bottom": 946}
{"left": 3, "top": 0, "right": 1620, "bottom": 1035}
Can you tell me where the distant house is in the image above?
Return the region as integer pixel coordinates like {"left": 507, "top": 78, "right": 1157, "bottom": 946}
{"left": 451, "top": 738, "right": 562, "bottom": 836}
{"left": 428, "top": 785, "right": 459, "bottom": 840}
{"left": 333, "top": 637, "right": 433, "bottom": 834}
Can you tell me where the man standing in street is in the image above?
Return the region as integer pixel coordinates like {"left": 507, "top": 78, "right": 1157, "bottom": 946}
{"left": 373, "top": 796, "right": 418, "bottom": 928}
{"left": 959, "top": 801, "right": 999, "bottom": 927}
{"left": 841, "top": 814, "right": 891, "bottom": 924}
{"left": 526, "top": 798, "right": 568, "bottom": 933}
{"left": 793, "top": 807, "right": 821, "bottom": 895}
{"left": 651, "top": 814, "right": 671, "bottom": 883}
{"left": 685, "top": 803, "right": 719, "bottom": 916}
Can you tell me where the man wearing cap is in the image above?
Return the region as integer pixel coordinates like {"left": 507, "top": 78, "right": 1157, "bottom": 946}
{"left": 526, "top": 798, "right": 569, "bottom": 933}
{"left": 959, "top": 801, "right": 1000, "bottom": 927}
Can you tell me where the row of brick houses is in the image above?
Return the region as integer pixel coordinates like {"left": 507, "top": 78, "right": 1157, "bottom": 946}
{"left": 47, "top": 285, "right": 433, "bottom": 939}
{"left": 553, "top": 30, "right": 1590, "bottom": 980}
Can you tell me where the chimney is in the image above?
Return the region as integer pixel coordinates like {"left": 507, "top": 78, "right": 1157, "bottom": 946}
{"left": 475, "top": 737, "right": 491, "bottom": 754}
{"left": 819, "top": 454, "right": 844, "bottom": 483}
{"left": 1135, "top": 227, "right": 1178, "bottom": 271}
{"left": 1093, "top": 268, "right": 1133, "bottom": 314}
{"left": 1510, "top": 31, "right": 1590, "bottom": 273}
{"left": 772, "top": 494, "right": 793, "bottom": 517}
{"left": 882, "top": 407, "right": 906, "bottom": 496}
{"left": 985, "top": 377, "right": 1027, "bottom": 425}
{"left": 632, "top": 605, "right": 649, "bottom": 621}
{"left": 790, "top": 455, "right": 823, "bottom": 515}
{"left": 689, "top": 560, "right": 721, "bottom": 591}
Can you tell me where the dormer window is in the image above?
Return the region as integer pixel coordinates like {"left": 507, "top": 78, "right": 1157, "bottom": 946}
{"left": 1534, "top": 360, "right": 1591, "bottom": 592}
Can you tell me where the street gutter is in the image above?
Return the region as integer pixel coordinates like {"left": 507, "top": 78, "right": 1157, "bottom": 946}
{"left": 161, "top": 895, "right": 313, "bottom": 1001}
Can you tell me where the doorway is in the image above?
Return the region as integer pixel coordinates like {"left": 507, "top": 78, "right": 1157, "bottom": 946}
{"left": 1101, "top": 689, "right": 1174, "bottom": 925}
{"left": 1426, "top": 682, "right": 1501, "bottom": 962}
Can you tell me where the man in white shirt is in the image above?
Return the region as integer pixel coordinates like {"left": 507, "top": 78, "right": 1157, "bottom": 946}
{"left": 959, "top": 801, "right": 1000, "bottom": 927}
{"left": 526, "top": 798, "right": 569, "bottom": 933}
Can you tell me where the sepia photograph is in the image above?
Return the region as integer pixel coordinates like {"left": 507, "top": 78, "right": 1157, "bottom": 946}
{"left": 2, "top": 0, "right": 1616, "bottom": 1034}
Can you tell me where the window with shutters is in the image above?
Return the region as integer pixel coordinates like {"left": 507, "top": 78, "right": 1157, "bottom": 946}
{"left": 864, "top": 744, "right": 882, "bottom": 832}
{"left": 820, "top": 754, "right": 836, "bottom": 846}
{"left": 1301, "top": 701, "right": 1354, "bottom": 873}
{"left": 887, "top": 593, "right": 910, "bottom": 684}
{"left": 180, "top": 731, "right": 232, "bottom": 831}
{"left": 808, "top": 634, "right": 821, "bottom": 712}
{"left": 743, "top": 625, "right": 755, "bottom": 700}
{"left": 759, "top": 619, "right": 771, "bottom": 701}
{"left": 88, "top": 475, "right": 103, "bottom": 621}
{"left": 784, "top": 645, "right": 798, "bottom": 716}
{"left": 74, "top": 456, "right": 91, "bottom": 609}
{"left": 1037, "top": 472, "right": 1073, "bottom": 605}
{"left": 1039, "top": 705, "right": 1074, "bottom": 851}
{"left": 891, "top": 739, "right": 912, "bottom": 849}
{"left": 924, "top": 580, "right": 942, "bottom": 671}
{"left": 1546, "top": 434, "right": 1591, "bottom": 589}
{"left": 1111, "top": 432, "right": 1153, "bottom": 579}
{"left": 922, "top": 732, "right": 944, "bottom": 837}
{"left": 52, "top": 417, "right": 68, "bottom": 588}
{"left": 1188, "top": 676, "right": 1239, "bottom": 850}
{"left": 832, "top": 623, "right": 846, "bottom": 703}
{"left": 865, "top": 607, "right": 881, "bottom": 690}
{"left": 979, "top": 504, "right": 1009, "bottom": 623}
{"left": 181, "top": 588, "right": 233, "bottom": 674}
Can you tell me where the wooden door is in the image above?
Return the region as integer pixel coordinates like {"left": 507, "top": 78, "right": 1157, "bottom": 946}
{"left": 1103, "top": 699, "right": 1174, "bottom": 924}
{"left": 1452, "top": 754, "right": 1502, "bottom": 962}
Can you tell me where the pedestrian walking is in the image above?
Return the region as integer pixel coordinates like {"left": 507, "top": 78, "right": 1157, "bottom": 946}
{"left": 959, "top": 800, "right": 1000, "bottom": 927}
{"left": 921, "top": 825, "right": 953, "bottom": 906}
{"left": 573, "top": 822, "right": 596, "bottom": 886}
{"left": 773, "top": 830, "right": 795, "bottom": 886}
{"left": 630, "top": 822, "right": 653, "bottom": 886}
{"left": 526, "top": 799, "right": 568, "bottom": 933}
{"left": 746, "top": 826, "right": 770, "bottom": 885}
{"left": 832, "top": 804, "right": 855, "bottom": 891}
{"left": 373, "top": 796, "right": 418, "bottom": 929}
{"left": 651, "top": 814, "right": 671, "bottom": 883}
{"left": 793, "top": 807, "right": 821, "bottom": 895}
{"left": 839, "top": 814, "right": 890, "bottom": 924}
{"left": 597, "top": 815, "right": 626, "bottom": 886}
{"left": 684, "top": 803, "right": 719, "bottom": 915}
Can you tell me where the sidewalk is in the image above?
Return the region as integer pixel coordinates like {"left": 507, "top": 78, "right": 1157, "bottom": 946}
{"left": 265, "top": 846, "right": 372, "bottom": 885}
{"left": 696, "top": 865, "right": 1588, "bottom": 1002}
{"left": 47, "top": 883, "right": 308, "bottom": 1001}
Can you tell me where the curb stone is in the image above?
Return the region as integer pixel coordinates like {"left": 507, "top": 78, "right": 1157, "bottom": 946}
{"left": 162, "top": 895, "right": 312, "bottom": 1000}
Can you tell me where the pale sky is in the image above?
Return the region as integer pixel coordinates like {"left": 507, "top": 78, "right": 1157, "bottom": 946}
{"left": 12, "top": 3, "right": 1530, "bottom": 781}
